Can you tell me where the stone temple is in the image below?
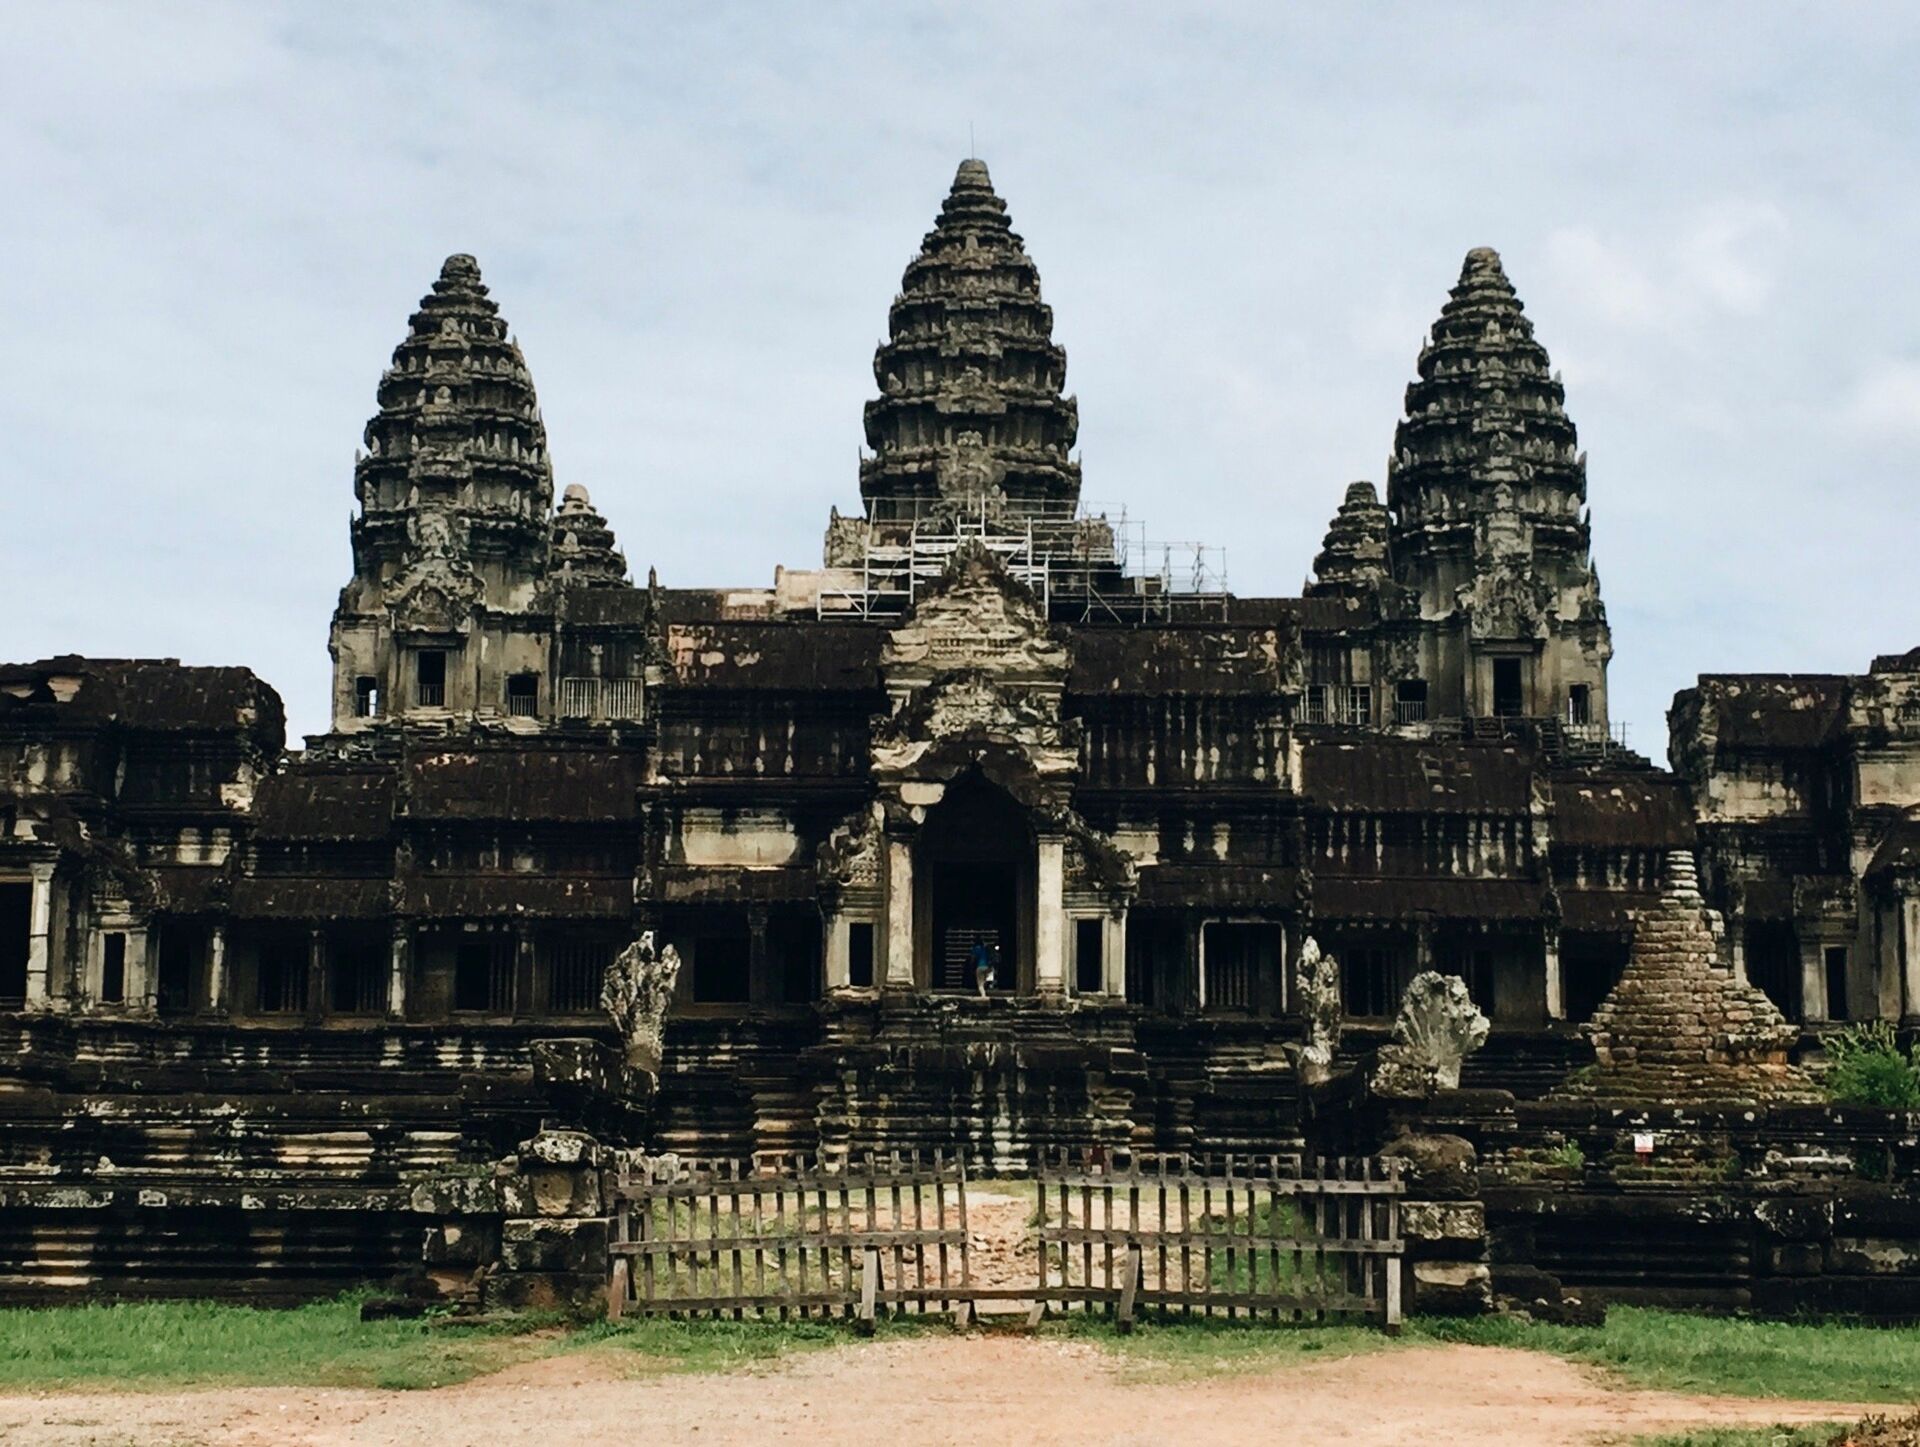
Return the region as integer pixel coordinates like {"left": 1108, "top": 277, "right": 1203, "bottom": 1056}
{"left": 2, "top": 159, "right": 1916, "bottom": 1295}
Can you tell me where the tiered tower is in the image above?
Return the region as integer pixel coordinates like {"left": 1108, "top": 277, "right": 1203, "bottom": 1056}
{"left": 1305, "top": 481, "right": 1392, "bottom": 603}
{"left": 328, "top": 255, "right": 560, "bottom": 730}
{"left": 1385, "top": 248, "right": 1610, "bottom": 725}
{"left": 550, "top": 484, "right": 629, "bottom": 589}
{"left": 1563, "top": 851, "right": 1817, "bottom": 1104}
{"left": 858, "top": 159, "right": 1081, "bottom": 532}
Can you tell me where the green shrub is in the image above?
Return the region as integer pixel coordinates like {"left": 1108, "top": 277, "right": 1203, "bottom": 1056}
{"left": 1821, "top": 1022, "right": 1920, "bottom": 1110}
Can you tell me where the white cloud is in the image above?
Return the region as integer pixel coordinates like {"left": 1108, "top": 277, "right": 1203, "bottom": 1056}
{"left": 1843, "top": 361, "right": 1920, "bottom": 442}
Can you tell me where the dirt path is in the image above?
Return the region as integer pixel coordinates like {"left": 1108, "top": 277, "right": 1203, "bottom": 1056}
{"left": 0, "top": 1339, "right": 1893, "bottom": 1447}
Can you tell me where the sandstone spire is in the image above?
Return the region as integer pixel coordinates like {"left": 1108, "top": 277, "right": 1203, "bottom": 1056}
{"left": 349, "top": 254, "right": 555, "bottom": 584}
{"left": 860, "top": 159, "right": 1080, "bottom": 528}
{"left": 550, "top": 484, "right": 629, "bottom": 589}
{"left": 1562, "top": 850, "right": 1818, "bottom": 1104}
{"left": 1305, "top": 481, "right": 1391, "bottom": 601}
{"left": 1388, "top": 247, "right": 1584, "bottom": 528}
{"left": 1382, "top": 248, "right": 1611, "bottom": 724}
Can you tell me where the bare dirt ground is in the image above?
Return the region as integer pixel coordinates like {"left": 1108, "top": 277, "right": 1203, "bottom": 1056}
{"left": 0, "top": 1338, "right": 1890, "bottom": 1447}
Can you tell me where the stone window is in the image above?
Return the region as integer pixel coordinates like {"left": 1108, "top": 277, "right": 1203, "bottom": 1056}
{"left": 453, "top": 934, "right": 515, "bottom": 1014}
{"left": 545, "top": 933, "right": 613, "bottom": 1013}
{"left": 692, "top": 934, "right": 751, "bottom": 1004}
{"left": 1074, "top": 917, "right": 1103, "bottom": 994}
{"left": 1395, "top": 680, "right": 1427, "bottom": 724}
{"left": 415, "top": 650, "right": 447, "bottom": 708}
{"left": 1824, "top": 946, "right": 1849, "bottom": 1021}
{"left": 353, "top": 676, "right": 380, "bottom": 718}
{"left": 1345, "top": 685, "right": 1373, "bottom": 727}
{"left": 255, "top": 929, "right": 309, "bottom": 1014}
{"left": 156, "top": 924, "right": 197, "bottom": 1016}
{"left": 327, "top": 926, "right": 386, "bottom": 1015}
{"left": 1201, "top": 922, "right": 1278, "bottom": 1013}
{"left": 100, "top": 932, "right": 127, "bottom": 1005}
{"left": 1745, "top": 922, "right": 1800, "bottom": 1020}
{"left": 1492, "top": 658, "right": 1524, "bottom": 718}
{"left": 846, "top": 922, "right": 875, "bottom": 989}
{"left": 505, "top": 672, "right": 539, "bottom": 717}
{"left": 773, "top": 911, "right": 821, "bottom": 1004}
{"left": 1303, "top": 685, "right": 1332, "bottom": 725}
{"left": 1341, "top": 944, "right": 1394, "bottom": 1018}
{"left": 0, "top": 882, "right": 29, "bottom": 1006}
{"left": 1566, "top": 684, "right": 1592, "bottom": 727}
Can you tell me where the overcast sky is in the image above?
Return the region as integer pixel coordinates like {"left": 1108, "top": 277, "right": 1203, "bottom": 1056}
{"left": 4, "top": 4, "right": 1917, "bottom": 754}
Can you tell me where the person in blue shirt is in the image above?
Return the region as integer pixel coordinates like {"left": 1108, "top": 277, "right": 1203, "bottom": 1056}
{"left": 971, "top": 939, "right": 995, "bottom": 998}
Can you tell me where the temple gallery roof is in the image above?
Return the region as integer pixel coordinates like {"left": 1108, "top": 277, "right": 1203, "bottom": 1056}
{"left": 0, "top": 657, "right": 283, "bottom": 743}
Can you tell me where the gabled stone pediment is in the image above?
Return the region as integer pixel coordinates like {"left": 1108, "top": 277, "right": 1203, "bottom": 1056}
{"left": 872, "top": 668, "right": 1079, "bottom": 785}
{"left": 882, "top": 541, "right": 1068, "bottom": 685}
{"left": 386, "top": 555, "right": 482, "bottom": 635}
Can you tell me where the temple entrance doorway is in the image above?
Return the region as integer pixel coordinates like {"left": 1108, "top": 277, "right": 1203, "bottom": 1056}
{"left": 918, "top": 771, "right": 1034, "bottom": 992}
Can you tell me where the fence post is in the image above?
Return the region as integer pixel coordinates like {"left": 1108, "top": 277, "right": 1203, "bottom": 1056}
{"left": 1384, "top": 1254, "right": 1403, "bottom": 1335}
{"left": 1117, "top": 1242, "right": 1142, "bottom": 1335}
{"left": 607, "top": 1256, "right": 630, "bottom": 1321}
{"left": 858, "top": 1245, "right": 881, "bottom": 1335}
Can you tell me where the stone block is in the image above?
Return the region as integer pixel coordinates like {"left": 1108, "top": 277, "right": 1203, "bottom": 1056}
{"left": 1402, "top": 1201, "right": 1486, "bottom": 1243}
{"left": 500, "top": 1216, "right": 612, "bottom": 1275}
{"left": 1381, "top": 1133, "right": 1479, "bottom": 1199}
{"left": 1765, "top": 1243, "right": 1825, "bottom": 1276}
{"left": 423, "top": 1220, "right": 499, "bottom": 1266}
{"left": 480, "top": 1269, "right": 607, "bottom": 1318}
{"left": 1410, "top": 1260, "right": 1493, "bottom": 1316}
{"left": 1828, "top": 1237, "right": 1920, "bottom": 1276}
{"left": 410, "top": 1173, "right": 504, "bottom": 1217}
{"left": 523, "top": 1129, "right": 597, "bottom": 1167}
{"left": 1753, "top": 1196, "right": 1833, "bottom": 1243}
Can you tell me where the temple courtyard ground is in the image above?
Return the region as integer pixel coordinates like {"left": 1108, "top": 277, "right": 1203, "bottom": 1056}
{"left": 2, "top": 1186, "right": 1917, "bottom": 1446}
{"left": 0, "top": 1333, "right": 1905, "bottom": 1447}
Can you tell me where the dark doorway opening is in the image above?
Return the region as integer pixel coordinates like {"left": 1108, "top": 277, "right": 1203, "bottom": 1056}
{"left": 920, "top": 772, "right": 1032, "bottom": 993}
{"left": 1745, "top": 922, "right": 1801, "bottom": 1021}
{"left": 0, "top": 883, "right": 29, "bottom": 1006}
{"left": 1492, "top": 658, "right": 1524, "bottom": 718}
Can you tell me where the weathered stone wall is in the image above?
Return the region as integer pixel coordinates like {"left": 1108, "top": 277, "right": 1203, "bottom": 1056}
{"left": 1396, "top": 1089, "right": 1920, "bottom": 1319}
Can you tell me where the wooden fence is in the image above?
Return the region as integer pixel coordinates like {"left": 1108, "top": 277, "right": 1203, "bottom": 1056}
{"left": 606, "top": 1151, "right": 971, "bottom": 1328}
{"left": 606, "top": 1151, "right": 1404, "bottom": 1332}
{"left": 1028, "top": 1153, "right": 1403, "bottom": 1331}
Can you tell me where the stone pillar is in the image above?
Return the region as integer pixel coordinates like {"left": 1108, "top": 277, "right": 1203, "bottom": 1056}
{"left": 514, "top": 921, "right": 536, "bottom": 1018}
{"left": 388, "top": 920, "right": 412, "bottom": 1020}
{"left": 24, "top": 862, "right": 55, "bottom": 1009}
{"left": 129, "top": 924, "right": 155, "bottom": 1014}
{"left": 1415, "top": 919, "right": 1435, "bottom": 974}
{"left": 884, "top": 839, "right": 914, "bottom": 989}
{"left": 306, "top": 928, "right": 327, "bottom": 1024}
{"left": 746, "top": 906, "right": 770, "bottom": 1005}
{"left": 1543, "top": 926, "right": 1564, "bottom": 1021}
{"left": 1034, "top": 835, "right": 1066, "bottom": 999}
{"left": 1799, "top": 934, "right": 1828, "bottom": 1024}
{"left": 1104, "top": 912, "right": 1127, "bottom": 999}
{"left": 1903, "top": 895, "right": 1920, "bottom": 1023}
{"left": 823, "top": 914, "right": 850, "bottom": 991}
{"left": 206, "top": 922, "right": 229, "bottom": 1015}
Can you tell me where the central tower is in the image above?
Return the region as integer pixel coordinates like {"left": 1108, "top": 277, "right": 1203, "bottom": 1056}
{"left": 858, "top": 159, "right": 1081, "bottom": 530}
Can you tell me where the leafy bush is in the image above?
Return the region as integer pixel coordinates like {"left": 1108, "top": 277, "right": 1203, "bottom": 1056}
{"left": 1821, "top": 1022, "right": 1920, "bottom": 1110}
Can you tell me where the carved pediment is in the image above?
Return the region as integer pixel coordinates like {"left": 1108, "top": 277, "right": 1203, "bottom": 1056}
{"left": 1457, "top": 560, "right": 1549, "bottom": 642}
{"left": 872, "top": 669, "right": 1079, "bottom": 782}
{"left": 883, "top": 541, "right": 1068, "bottom": 684}
{"left": 387, "top": 555, "right": 482, "bottom": 635}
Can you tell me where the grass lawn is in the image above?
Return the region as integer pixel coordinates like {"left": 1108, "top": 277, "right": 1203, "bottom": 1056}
{"left": 0, "top": 1295, "right": 848, "bottom": 1392}
{"left": 1631, "top": 1430, "right": 1845, "bottom": 1446}
{"left": 1, "top": 1296, "right": 1919, "bottom": 1406}
{"left": 1418, "top": 1307, "right": 1920, "bottom": 1405}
